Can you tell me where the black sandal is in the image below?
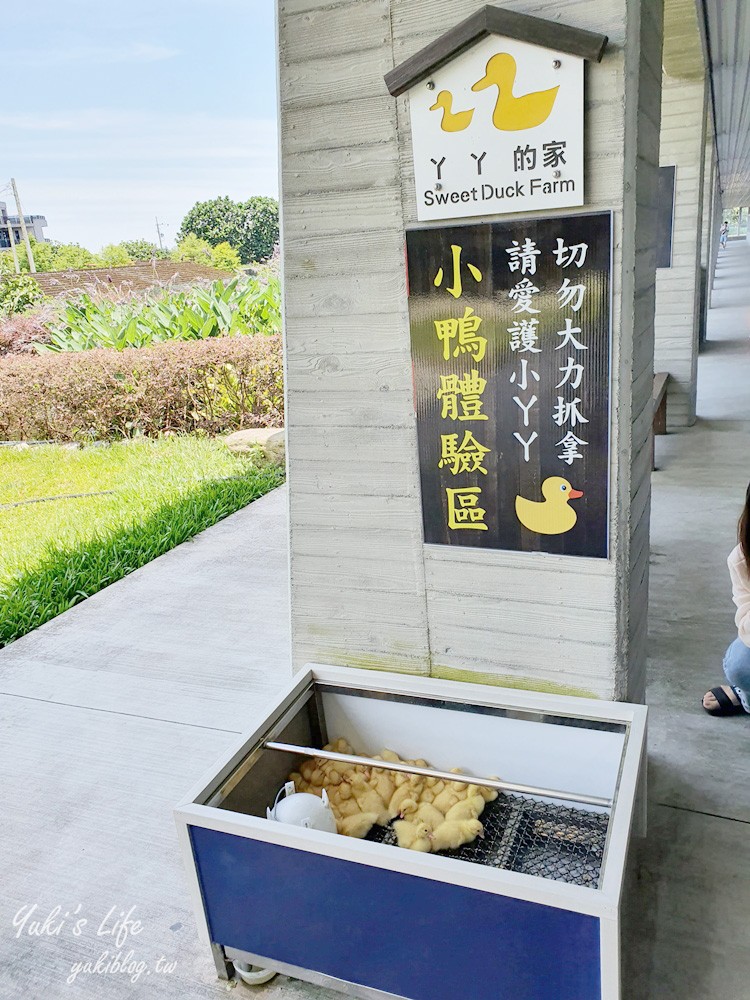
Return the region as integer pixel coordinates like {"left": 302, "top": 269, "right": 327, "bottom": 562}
{"left": 702, "top": 686, "right": 746, "bottom": 716}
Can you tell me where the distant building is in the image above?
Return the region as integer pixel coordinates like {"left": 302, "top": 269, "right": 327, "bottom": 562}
{"left": 0, "top": 201, "right": 48, "bottom": 249}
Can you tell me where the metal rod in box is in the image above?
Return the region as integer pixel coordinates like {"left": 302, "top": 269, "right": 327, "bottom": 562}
{"left": 264, "top": 740, "right": 613, "bottom": 809}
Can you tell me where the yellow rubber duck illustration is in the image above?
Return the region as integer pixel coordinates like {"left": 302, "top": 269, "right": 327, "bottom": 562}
{"left": 471, "top": 53, "right": 559, "bottom": 131}
{"left": 515, "top": 476, "right": 583, "bottom": 535}
{"left": 429, "top": 90, "right": 475, "bottom": 132}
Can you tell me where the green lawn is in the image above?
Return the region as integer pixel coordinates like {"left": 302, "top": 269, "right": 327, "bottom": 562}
{"left": 0, "top": 438, "right": 284, "bottom": 645}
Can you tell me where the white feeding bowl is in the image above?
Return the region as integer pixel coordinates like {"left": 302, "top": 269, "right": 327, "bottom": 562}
{"left": 267, "top": 786, "right": 337, "bottom": 834}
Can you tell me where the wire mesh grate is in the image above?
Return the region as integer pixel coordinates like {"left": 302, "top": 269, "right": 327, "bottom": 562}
{"left": 365, "top": 793, "right": 608, "bottom": 888}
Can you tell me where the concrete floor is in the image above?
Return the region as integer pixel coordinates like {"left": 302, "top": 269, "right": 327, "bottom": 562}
{"left": 1, "top": 242, "right": 750, "bottom": 998}
{"left": 623, "top": 240, "right": 750, "bottom": 999}
{"left": 0, "top": 487, "right": 296, "bottom": 999}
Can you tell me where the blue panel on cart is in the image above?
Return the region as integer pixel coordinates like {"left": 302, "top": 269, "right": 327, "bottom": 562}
{"left": 190, "top": 826, "right": 601, "bottom": 1000}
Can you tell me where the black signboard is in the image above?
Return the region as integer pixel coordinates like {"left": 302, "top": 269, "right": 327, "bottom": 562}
{"left": 407, "top": 211, "right": 611, "bottom": 558}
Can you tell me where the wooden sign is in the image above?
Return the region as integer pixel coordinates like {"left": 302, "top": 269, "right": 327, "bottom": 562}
{"left": 407, "top": 211, "right": 612, "bottom": 558}
{"left": 407, "top": 34, "right": 584, "bottom": 222}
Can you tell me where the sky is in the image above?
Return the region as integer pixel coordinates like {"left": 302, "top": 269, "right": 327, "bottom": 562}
{"left": 2, "top": 0, "right": 278, "bottom": 251}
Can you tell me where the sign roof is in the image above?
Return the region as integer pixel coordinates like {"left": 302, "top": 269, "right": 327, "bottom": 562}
{"left": 384, "top": 5, "right": 608, "bottom": 97}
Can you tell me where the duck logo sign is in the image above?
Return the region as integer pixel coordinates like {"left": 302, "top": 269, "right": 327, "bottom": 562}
{"left": 384, "top": 8, "right": 607, "bottom": 222}
{"left": 406, "top": 211, "right": 612, "bottom": 559}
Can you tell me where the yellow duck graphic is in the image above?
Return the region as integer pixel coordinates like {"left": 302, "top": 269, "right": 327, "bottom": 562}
{"left": 472, "top": 52, "right": 559, "bottom": 131}
{"left": 515, "top": 476, "right": 583, "bottom": 535}
{"left": 429, "top": 90, "right": 475, "bottom": 132}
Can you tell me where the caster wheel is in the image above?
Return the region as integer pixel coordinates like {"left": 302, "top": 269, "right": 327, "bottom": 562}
{"left": 233, "top": 960, "right": 277, "bottom": 987}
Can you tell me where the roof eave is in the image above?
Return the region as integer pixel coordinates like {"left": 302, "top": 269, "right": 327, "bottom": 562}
{"left": 384, "top": 4, "right": 608, "bottom": 97}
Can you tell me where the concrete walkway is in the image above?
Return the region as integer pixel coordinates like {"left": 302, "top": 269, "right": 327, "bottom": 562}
{"left": 0, "top": 487, "right": 299, "bottom": 999}
{"left": 623, "top": 239, "right": 750, "bottom": 998}
{"left": 2, "top": 243, "right": 750, "bottom": 999}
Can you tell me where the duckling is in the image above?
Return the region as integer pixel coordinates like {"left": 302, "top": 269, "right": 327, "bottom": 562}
{"left": 430, "top": 818, "right": 484, "bottom": 853}
{"left": 476, "top": 779, "right": 500, "bottom": 803}
{"left": 335, "top": 796, "right": 363, "bottom": 819}
{"left": 388, "top": 777, "right": 424, "bottom": 818}
{"left": 445, "top": 792, "right": 485, "bottom": 822}
{"left": 308, "top": 767, "right": 326, "bottom": 788}
{"left": 448, "top": 768, "right": 468, "bottom": 793}
{"left": 429, "top": 90, "right": 475, "bottom": 132}
{"left": 369, "top": 771, "right": 395, "bottom": 806}
{"left": 399, "top": 799, "right": 446, "bottom": 832}
{"left": 318, "top": 763, "right": 343, "bottom": 786}
{"left": 350, "top": 774, "right": 389, "bottom": 825}
{"left": 433, "top": 785, "right": 463, "bottom": 814}
{"left": 393, "top": 819, "right": 433, "bottom": 852}
{"left": 515, "top": 476, "right": 584, "bottom": 535}
{"left": 471, "top": 52, "right": 559, "bottom": 131}
{"left": 290, "top": 772, "right": 307, "bottom": 793}
{"left": 337, "top": 811, "right": 379, "bottom": 839}
{"left": 299, "top": 760, "right": 316, "bottom": 783}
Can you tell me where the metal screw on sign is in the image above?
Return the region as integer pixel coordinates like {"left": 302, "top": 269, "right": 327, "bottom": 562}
{"left": 435, "top": 183, "right": 443, "bottom": 191}
{"left": 426, "top": 80, "right": 435, "bottom": 90}
{"left": 553, "top": 170, "right": 561, "bottom": 179}
{"left": 553, "top": 59, "right": 562, "bottom": 69}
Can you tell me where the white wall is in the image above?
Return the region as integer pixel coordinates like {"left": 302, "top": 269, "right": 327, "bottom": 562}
{"left": 654, "top": 75, "right": 708, "bottom": 427}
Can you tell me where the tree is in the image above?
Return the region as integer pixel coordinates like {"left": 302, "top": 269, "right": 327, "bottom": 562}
{"left": 119, "top": 239, "right": 168, "bottom": 261}
{"left": 98, "top": 244, "right": 133, "bottom": 267}
{"left": 49, "top": 244, "right": 101, "bottom": 270}
{"left": 179, "top": 195, "right": 279, "bottom": 264}
{"left": 29, "top": 237, "right": 60, "bottom": 272}
{"left": 242, "top": 196, "right": 278, "bottom": 264}
{"left": 210, "top": 241, "right": 242, "bottom": 271}
{"left": 1, "top": 236, "right": 58, "bottom": 274}
{"left": 171, "top": 233, "right": 214, "bottom": 265}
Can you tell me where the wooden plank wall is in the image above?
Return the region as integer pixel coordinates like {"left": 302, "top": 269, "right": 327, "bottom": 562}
{"left": 654, "top": 75, "right": 708, "bottom": 428}
{"left": 279, "top": 0, "right": 662, "bottom": 700}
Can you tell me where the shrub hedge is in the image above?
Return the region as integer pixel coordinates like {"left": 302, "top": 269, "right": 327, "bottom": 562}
{"left": 0, "top": 335, "right": 283, "bottom": 441}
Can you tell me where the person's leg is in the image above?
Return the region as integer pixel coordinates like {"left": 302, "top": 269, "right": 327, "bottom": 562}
{"left": 722, "top": 638, "right": 750, "bottom": 712}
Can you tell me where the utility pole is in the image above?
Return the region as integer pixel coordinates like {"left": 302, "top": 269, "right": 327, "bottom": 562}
{"left": 2, "top": 204, "right": 20, "bottom": 274}
{"left": 155, "top": 216, "right": 165, "bottom": 251}
{"left": 10, "top": 178, "right": 36, "bottom": 273}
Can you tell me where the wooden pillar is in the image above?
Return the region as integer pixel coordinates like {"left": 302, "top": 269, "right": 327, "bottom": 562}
{"left": 279, "top": 0, "right": 663, "bottom": 702}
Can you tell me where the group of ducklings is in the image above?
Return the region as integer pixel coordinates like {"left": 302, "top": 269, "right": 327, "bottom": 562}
{"left": 289, "top": 738, "right": 499, "bottom": 853}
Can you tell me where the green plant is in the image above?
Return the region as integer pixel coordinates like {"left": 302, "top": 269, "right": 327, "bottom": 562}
{"left": 38, "top": 276, "right": 280, "bottom": 352}
{"left": 48, "top": 243, "right": 101, "bottom": 270}
{"left": 0, "top": 274, "right": 45, "bottom": 316}
{"left": 1, "top": 238, "right": 103, "bottom": 274}
{"left": 98, "top": 243, "right": 133, "bottom": 267}
{"left": 119, "top": 239, "right": 168, "bottom": 261}
{"left": 210, "top": 241, "right": 242, "bottom": 271}
{"left": 171, "top": 233, "right": 214, "bottom": 266}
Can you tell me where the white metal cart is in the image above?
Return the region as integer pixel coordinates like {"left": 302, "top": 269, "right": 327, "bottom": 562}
{"left": 175, "top": 665, "right": 646, "bottom": 1000}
